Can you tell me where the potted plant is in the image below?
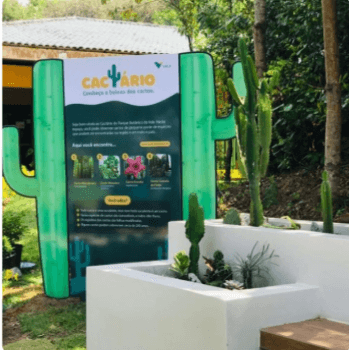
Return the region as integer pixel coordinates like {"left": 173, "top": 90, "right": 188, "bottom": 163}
{"left": 2, "top": 198, "right": 28, "bottom": 269}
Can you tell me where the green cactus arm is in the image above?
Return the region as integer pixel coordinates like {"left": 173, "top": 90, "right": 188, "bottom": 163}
{"left": 3, "top": 127, "right": 39, "bottom": 197}
{"left": 245, "top": 120, "right": 259, "bottom": 181}
{"left": 258, "top": 90, "right": 272, "bottom": 177}
{"left": 227, "top": 78, "right": 243, "bottom": 106}
{"left": 211, "top": 111, "right": 236, "bottom": 140}
{"left": 247, "top": 56, "right": 259, "bottom": 89}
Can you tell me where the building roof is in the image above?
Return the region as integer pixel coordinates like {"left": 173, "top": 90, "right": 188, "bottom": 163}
{"left": 2, "top": 17, "right": 190, "bottom": 54}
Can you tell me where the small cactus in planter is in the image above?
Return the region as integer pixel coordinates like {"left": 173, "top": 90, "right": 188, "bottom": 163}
{"left": 227, "top": 38, "right": 277, "bottom": 227}
{"left": 185, "top": 193, "right": 205, "bottom": 275}
{"left": 203, "top": 250, "right": 233, "bottom": 287}
{"left": 321, "top": 170, "right": 334, "bottom": 233}
{"left": 223, "top": 208, "right": 241, "bottom": 225}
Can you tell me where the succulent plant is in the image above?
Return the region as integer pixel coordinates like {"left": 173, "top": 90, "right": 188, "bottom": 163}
{"left": 223, "top": 280, "right": 245, "bottom": 290}
{"left": 223, "top": 208, "right": 241, "bottom": 225}
{"left": 170, "top": 250, "right": 190, "bottom": 279}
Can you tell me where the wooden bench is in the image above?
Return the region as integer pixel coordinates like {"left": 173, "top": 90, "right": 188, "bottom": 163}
{"left": 260, "top": 318, "right": 349, "bottom": 350}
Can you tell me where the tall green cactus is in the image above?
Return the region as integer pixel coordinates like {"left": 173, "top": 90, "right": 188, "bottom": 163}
{"left": 321, "top": 170, "right": 334, "bottom": 233}
{"left": 108, "top": 64, "right": 121, "bottom": 87}
{"left": 185, "top": 193, "right": 205, "bottom": 275}
{"left": 227, "top": 38, "right": 275, "bottom": 227}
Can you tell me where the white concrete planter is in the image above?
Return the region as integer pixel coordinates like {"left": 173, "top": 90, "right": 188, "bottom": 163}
{"left": 87, "top": 218, "right": 349, "bottom": 350}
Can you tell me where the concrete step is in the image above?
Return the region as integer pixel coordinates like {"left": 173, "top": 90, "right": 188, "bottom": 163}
{"left": 260, "top": 318, "right": 349, "bottom": 350}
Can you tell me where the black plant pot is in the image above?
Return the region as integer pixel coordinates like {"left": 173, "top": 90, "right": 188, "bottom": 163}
{"left": 3, "top": 252, "right": 16, "bottom": 270}
{"left": 2, "top": 244, "right": 23, "bottom": 270}
{"left": 13, "top": 244, "right": 23, "bottom": 268}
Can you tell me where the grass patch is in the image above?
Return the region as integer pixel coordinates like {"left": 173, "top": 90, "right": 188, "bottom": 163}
{"left": 18, "top": 302, "right": 86, "bottom": 339}
{"left": 3, "top": 268, "right": 43, "bottom": 289}
{"left": 3, "top": 268, "right": 43, "bottom": 309}
{"left": 52, "top": 333, "right": 86, "bottom": 349}
{"left": 4, "top": 338, "right": 56, "bottom": 350}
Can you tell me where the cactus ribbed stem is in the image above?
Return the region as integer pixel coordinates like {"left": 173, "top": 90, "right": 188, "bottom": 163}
{"left": 321, "top": 171, "right": 334, "bottom": 233}
{"left": 227, "top": 38, "right": 273, "bottom": 227}
{"left": 185, "top": 193, "right": 205, "bottom": 275}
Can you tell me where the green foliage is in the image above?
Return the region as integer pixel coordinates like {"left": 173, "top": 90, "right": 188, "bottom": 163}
{"left": 185, "top": 193, "right": 205, "bottom": 275}
{"left": 196, "top": 0, "right": 253, "bottom": 66}
{"left": 149, "top": 154, "right": 170, "bottom": 177}
{"left": 231, "top": 242, "right": 278, "bottom": 289}
{"left": 263, "top": 176, "right": 278, "bottom": 208}
{"left": 3, "top": 196, "right": 40, "bottom": 265}
{"left": 99, "top": 155, "right": 120, "bottom": 179}
{"left": 73, "top": 156, "right": 94, "bottom": 179}
{"left": 203, "top": 250, "right": 233, "bottom": 287}
{"left": 152, "top": 7, "right": 182, "bottom": 26}
{"left": 18, "top": 303, "right": 86, "bottom": 339}
{"left": 265, "top": 0, "right": 349, "bottom": 172}
{"left": 169, "top": 250, "right": 190, "bottom": 279}
{"left": 223, "top": 208, "right": 241, "bottom": 225}
{"left": 2, "top": 0, "right": 26, "bottom": 21}
{"left": 227, "top": 38, "right": 274, "bottom": 226}
{"left": 41, "top": 0, "right": 111, "bottom": 19}
{"left": 3, "top": 236, "right": 13, "bottom": 255}
{"left": 2, "top": 204, "right": 29, "bottom": 257}
{"left": 321, "top": 170, "right": 334, "bottom": 233}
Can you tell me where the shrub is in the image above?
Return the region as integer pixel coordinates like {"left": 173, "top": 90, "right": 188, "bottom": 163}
{"left": 2, "top": 206, "right": 28, "bottom": 258}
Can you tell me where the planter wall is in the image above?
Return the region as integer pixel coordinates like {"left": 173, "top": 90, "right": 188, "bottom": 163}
{"left": 87, "top": 262, "right": 320, "bottom": 350}
{"left": 86, "top": 218, "right": 349, "bottom": 350}
{"left": 169, "top": 219, "right": 349, "bottom": 323}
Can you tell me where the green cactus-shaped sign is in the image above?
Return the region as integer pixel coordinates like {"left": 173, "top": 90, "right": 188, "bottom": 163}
{"left": 227, "top": 39, "right": 275, "bottom": 227}
{"left": 3, "top": 61, "right": 69, "bottom": 298}
{"left": 3, "top": 54, "right": 244, "bottom": 298}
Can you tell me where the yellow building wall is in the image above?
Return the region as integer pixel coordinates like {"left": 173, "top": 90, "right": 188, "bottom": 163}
{"left": 3, "top": 65, "right": 32, "bottom": 88}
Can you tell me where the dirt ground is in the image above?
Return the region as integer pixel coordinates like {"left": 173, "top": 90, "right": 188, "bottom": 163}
{"left": 2, "top": 286, "right": 80, "bottom": 347}
{"left": 217, "top": 167, "right": 349, "bottom": 223}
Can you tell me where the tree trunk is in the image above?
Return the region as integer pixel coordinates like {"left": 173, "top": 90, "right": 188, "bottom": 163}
{"left": 187, "top": 35, "right": 193, "bottom": 52}
{"left": 224, "top": 139, "right": 233, "bottom": 182}
{"left": 321, "top": 0, "right": 342, "bottom": 198}
{"left": 253, "top": 0, "right": 266, "bottom": 78}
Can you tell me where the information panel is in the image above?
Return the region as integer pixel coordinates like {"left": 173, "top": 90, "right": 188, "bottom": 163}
{"left": 63, "top": 55, "right": 181, "bottom": 297}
